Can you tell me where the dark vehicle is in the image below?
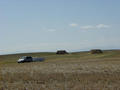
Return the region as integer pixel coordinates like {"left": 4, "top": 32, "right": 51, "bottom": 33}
{"left": 56, "top": 50, "right": 68, "bottom": 54}
{"left": 17, "top": 56, "right": 45, "bottom": 63}
{"left": 90, "top": 49, "right": 103, "bottom": 54}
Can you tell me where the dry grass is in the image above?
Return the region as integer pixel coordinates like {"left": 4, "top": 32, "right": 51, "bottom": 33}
{"left": 0, "top": 50, "right": 120, "bottom": 90}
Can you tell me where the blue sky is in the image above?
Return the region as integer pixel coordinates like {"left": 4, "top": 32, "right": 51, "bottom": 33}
{"left": 0, "top": 0, "right": 120, "bottom": 54}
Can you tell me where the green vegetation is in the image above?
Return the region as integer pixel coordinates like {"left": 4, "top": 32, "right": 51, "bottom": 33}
{"left": 0, "top": 50, "right": 120, "bottom": 89}
{"left": 0, "top": 50, "right": 120, "bottom": 64}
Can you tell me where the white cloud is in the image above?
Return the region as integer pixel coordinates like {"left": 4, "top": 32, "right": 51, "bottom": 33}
{"left": 69, "top": 23, "right": 78, "bottom": 27}
{"left": 96, "top": 24, "right": 110, "bottom": 29}
{"left": 80, "top": 25, "right": 94, "bottom": 29}
{"left": 47, "top": 29, "right": 56, "bottom": 32}
{"left": 80, "top": 24, "right": 110, "bottom": 30}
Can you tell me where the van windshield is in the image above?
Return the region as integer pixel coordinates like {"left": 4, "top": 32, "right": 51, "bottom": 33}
{"left": 20, "top": 56, "right": 26, "bottom": 59}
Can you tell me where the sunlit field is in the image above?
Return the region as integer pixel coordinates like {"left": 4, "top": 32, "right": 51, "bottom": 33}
{"left": 0, "top": 50, "right": 120, "bottom": 90}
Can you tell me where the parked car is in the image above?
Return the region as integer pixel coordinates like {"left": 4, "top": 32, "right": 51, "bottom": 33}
{"left": 17, "top": 56, "right": 45, "bottom": 63}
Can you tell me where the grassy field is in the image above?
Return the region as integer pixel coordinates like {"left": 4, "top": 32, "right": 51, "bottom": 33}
{"left": 0, "top": 50, "right": 120, "bottom": 90}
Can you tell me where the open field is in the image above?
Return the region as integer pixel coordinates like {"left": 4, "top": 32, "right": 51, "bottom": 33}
{"left": 0, "top": 50, "right": 120, "bottom": 90}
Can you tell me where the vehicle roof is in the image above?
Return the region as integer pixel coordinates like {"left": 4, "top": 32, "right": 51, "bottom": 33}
{"left": 20, "top": 56, "right": 32, "bottom": 58}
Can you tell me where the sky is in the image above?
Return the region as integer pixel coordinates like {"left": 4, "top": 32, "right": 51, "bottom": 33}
{"left": 0, "top": 0, "right": 120, "bottom": 54}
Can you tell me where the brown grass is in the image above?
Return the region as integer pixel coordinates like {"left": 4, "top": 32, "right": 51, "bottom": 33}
{"left": 0, "top": 50, "right": 120, "bottom": 90}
